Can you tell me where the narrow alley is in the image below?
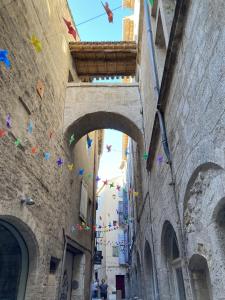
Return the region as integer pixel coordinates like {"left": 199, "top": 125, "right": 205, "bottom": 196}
{"left": 0, "top": 0, "right": 225, "bottom": 300}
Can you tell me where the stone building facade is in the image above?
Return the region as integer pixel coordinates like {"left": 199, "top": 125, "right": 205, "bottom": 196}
{"left": 127, "top": 0, "right": 225, "bottom": 299}
{"left": 95, "top": 176, "right": 128, "bottom": 299}
{"left": 0, "top": 1, "right": 102, "bottom": 299}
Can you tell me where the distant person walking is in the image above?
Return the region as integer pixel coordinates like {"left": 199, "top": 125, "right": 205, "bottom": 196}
{"left": 92, "top": 279, "right": 99, "bottom": 299}
{"left": 99, "top": 279, "right": 108, "bottom": 300}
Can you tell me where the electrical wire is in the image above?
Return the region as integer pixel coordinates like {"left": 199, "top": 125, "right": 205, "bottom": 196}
{"left": 76, "top": 5, "right": 122, "bottom": 27}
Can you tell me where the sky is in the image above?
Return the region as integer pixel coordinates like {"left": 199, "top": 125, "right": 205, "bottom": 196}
{"left": 68, "top": 0, "right": 133, "bottom": 41}
{"left": 68, "top": 1, "right": 133, "bottom": 180}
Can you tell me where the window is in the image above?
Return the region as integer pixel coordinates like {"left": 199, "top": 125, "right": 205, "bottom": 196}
{"left": 50, "top": 256, "right": 60, "bottom": 274}
{"left": 112, "top": 246, "right": 119, "bottom": 257}
{"left": 144, "top": 242, "right": 155, "bottom": 298}
{"left": 189, "top": 254, "right": 212, "bottom": 300}
{"left": 162, "top": 221, "right": 186, "bottom": 300}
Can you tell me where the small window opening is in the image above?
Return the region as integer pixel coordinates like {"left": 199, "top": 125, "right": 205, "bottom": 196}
{"left": 113, "top": 220, "right": 117, "bottom": 226}
{"left": 112, "top": 246, "right": 119, "bottom": 257}
{"left": 50, "top": 256, "right": 60, "bottom": 274}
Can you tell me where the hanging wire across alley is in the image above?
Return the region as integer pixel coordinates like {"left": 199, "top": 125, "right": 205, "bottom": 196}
{"left": 76, "top": 5, "right": 122, "bottom": 27}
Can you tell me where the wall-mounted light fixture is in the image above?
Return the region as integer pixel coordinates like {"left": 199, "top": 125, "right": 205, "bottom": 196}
{"left": 21, "top": 197, "right": 35, "bottom": 206}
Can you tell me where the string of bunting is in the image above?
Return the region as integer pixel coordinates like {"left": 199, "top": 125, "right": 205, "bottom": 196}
{"left": 0, "top": 114, "right": 153, "bottom": 195}
{"left": 71, "top": 223, "right": 121, "bottom": 233}
{"left": 97, "top": 240, "right": 130, "bottom": 247}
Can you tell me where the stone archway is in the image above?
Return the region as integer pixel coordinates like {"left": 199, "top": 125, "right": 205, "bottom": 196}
{"left": 0, "top": 215, "right": 40, "bottom": 300}
{"left": 64, "top": 82, "right": 144, "bottom": 149}
{"left": 161, "top": 221, "right": 186, "bottom": 300}
{"left": 182, "top": 162, "right": 225, "bottom": 298}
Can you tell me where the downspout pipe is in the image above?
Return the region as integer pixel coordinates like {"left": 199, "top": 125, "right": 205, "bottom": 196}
{"left": 157, "top": 110, "right": 171, "bottom": 163}
{"left": 144, "top": 0, "right": 171, "bottom": 162}
{"left": 143, "top": 1, "right": 161, "bottom": 299}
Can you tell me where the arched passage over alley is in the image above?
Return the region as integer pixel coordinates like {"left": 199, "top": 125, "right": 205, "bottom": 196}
{"left": 64, "top": 83, "right": 144, "bottom": 149}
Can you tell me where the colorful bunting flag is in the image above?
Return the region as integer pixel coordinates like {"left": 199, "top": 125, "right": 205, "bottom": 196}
{"left": 143, "top": 151, "right": 148, "bottom": 160}
{"left": 0, "top": 129, "right": 7, "bottom": 138}
{"left": 157, "top": 154, "right": 163, "bottom": 164}
{"left": 63, "top": 18, "right": 77, "bottom": 40}
{"left": 87, "top": 134, "right": 92, "bottom": 148}
{"left": 125, "top": 148, "right": 129, "bottom": 156}
{"left": 27, "top": 120, "right": 33, "bottom": 134}
{"left": 69, "top": 133, "right": 75, "bottom": 145}
{"left": 78, "top": 168, "right": 84, "bottom": 176}
{"left": 103, "top": 179, "right": 108, "bottom": 186}
{"left": 30, "top": 35, "right": 42, "bottom": 52}
{"left": 6, "top": 114, "right": 11, "bottom": 128}
{"left": 15, "top": 138, "right": 21, "bottom": 147}
{"left": 106, "top": 145, "right": 112, "bottom": 152}
{"left": 0, "top": 50, "right": 11, "bottom": 69}
{"left": 67, "top": 164, "right": 74, "bottom": 171}
{"left": 96, "top": 176, "right": 101, "bottom": 182}
{"left": 109, "top": 183, "right": 114, "bottom": 188}
{"left": 44, "top": 152, "right": 51, "bottom": 160}
{"left": 57, "top": 157, "right": 63, "bottom": 166}
{"left": 31, "top": 146, "right": 38, "bottom": 154}
{"left": 101, "top": 1, "right": 113, "bottom": 23}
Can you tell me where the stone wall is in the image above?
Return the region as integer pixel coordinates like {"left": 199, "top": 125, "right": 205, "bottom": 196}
{"left": 130, "top": 0, "right": 225, "bottom": 299}
{"left": 0, "top": 1, "right": 98, "bottom": 299}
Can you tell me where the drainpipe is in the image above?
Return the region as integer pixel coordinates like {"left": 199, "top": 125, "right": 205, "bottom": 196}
{"left": 144, "top": 0, "right": 192, "bottom": 297}
{"left": 144, "top": 0, "right": 160, "bottom": 98}
{"left": 142, "top": 2, "right": 161, "bottom": 299}
{"left": 157, "top": 110, "right": 171, "bottom": 162}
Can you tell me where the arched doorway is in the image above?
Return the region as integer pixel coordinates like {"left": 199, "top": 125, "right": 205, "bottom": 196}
{"left": 189, "top": 254, "right": 212, "bottom": 300}
{"left": 137, "top": 252, "right": 143, "bottom": 298}
{"left": 162, "top": 221, "right": 186, "bottom": 299}
{"left": 0, "top": 220, "right": 28, "bottom": 299}
{"left": 144, "top": 241, "right": 155, "bottom": 299}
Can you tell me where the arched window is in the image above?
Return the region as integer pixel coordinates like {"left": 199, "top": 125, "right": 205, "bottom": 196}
{"left": 144, "top": 241, "right": 155, "bottom": 299}
{"left": 162, "top": 222, "right": 186, "bottom": 299}
{"left": 0, "top": 220, "right": 28, "bottom": 299}
{"left": 213, "top": 197, "right": 225, "bottom": 257}
{"left": 189, "top": 254, "right": 212, "bottom": 300}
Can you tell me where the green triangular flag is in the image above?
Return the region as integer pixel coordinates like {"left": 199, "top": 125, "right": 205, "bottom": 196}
{"left": 149, "top": 0, "right": 154, "bottom": 6}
